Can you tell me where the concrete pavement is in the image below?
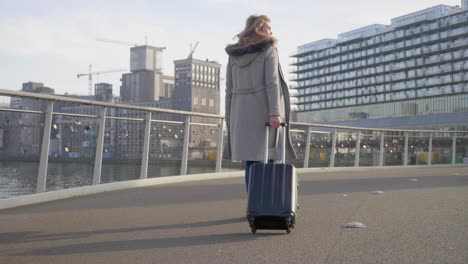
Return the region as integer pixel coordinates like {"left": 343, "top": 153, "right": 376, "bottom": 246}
{"left": 0, "top": 166, "right": 467, "bottom": 263}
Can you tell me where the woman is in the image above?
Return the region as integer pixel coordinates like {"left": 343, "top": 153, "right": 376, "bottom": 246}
{"left": 225, "top": 15, "right": 296, "bottom": 191}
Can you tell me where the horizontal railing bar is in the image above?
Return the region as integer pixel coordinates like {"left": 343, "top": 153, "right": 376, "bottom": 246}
{"left": 291, "top": 121, "right": 468, "bottom": 134}
{"left": 291, "top": 129, "right": 331, "bottom": 134}
{"left": 292, "top": 128, "right": 466, "bottom": 136}
{"left": 430, "top": 136, "right": 468, "bottom": 138}
{"left": 53, "top": 112, "right": 99, "bottom": 118}
{"left": 52, "top": 115, "right": 183, "bottom": 124}
{"left": 150, "top": 119, "right": 184, "bottom": 125}
{"left": 107, "top": 116, "right": 144, "bottom": 121}
{"left": 290, "top": 129, "right": 305, "bottom": 133}
{"left": 309, "top": 131, "right": 332, "bottom": 134}
{"left": 0, "top": 107, "right": 44, "bottom": 115}
{"left": 0, "top": 89, "right": 223, "bottom": 119}
{"left": 190, "top": 122, "right": 219, "bottom": 127}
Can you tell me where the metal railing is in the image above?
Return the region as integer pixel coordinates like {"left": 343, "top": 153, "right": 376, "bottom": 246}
{"left": 289, "top": 122, "right": 468, "bottom": 169}
{"left": 1, "top": 88, "right": 467, "bottom": 198}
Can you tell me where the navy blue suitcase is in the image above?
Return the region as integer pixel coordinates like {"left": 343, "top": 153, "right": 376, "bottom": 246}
{"left": 246, "top": 123, "right": 298, "bottom": 234}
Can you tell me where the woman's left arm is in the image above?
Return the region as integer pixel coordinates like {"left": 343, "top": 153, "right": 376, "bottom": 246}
{"left": 264, "top": 47, "right": 281, "bottom": 128}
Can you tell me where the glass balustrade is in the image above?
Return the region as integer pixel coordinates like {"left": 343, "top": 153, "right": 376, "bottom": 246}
{"left": 358, "top": 132, "right": 381, "bottom": 167}
{"left": 334, "top": 132, "right": 357, "bottom": 167}
{"left": 1, "top": 89, "right": 467, "bottom": 199}
{"left": 304, "top": 132, "right": 332, "bottom": 168}
{"left": 48, "top": 113, "right": 99, "bottom": 189}
{"left": 0, "top": 110, "right": 44, "bottom": 197}
{"left": 384, "top": 134, "right": 405, "bottom": 166}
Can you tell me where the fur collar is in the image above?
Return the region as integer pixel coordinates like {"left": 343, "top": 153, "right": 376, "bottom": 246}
{"left": 225, "top": 37, "right": 276, "bottom": 56}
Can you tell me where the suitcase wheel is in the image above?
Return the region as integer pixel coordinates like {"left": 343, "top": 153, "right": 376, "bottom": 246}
{"left": 248, "top": 216, "right": 256, "bottom": 234}
{"left": 285, "top": 217, "right": 294, "bottom": 234}
{"left": 251, "top": 227, "right": 257, "bottom": 234}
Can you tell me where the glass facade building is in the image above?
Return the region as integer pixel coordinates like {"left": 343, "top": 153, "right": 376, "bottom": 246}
{"left": 291, "top": 3, "right": 468, "bottom": 129}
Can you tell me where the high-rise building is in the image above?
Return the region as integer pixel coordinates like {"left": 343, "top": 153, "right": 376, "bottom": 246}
{"left": 130, "top": 45, "right": 165, "bottom": 73}
{"left": 10, "top": 98, "right": 22, "bottom": 109}
{"left": 120, "top": 72, "right": 174, "bottom": 103}
{"left": 77, "top": 51, "right": 215, "bottom": 159}
{"left": 120, "top": 45, "right": 168, "bottom": 103}
{"left": 291, "top": 2, "right": 468, "bottom": 129}
{"left": 95, "top": 83, "right": 113, "bottom": 102}
{"left": 160, "top": 75, "right": 175, "bottom": 99}
{"left": 173, "top": 58, "right": 221, "bottom": 113}
{"left": 21, "top": 81, "right": 44, "bottom": 92}
{"left": 173, "top": 58, "right": 221, "bottom": 158}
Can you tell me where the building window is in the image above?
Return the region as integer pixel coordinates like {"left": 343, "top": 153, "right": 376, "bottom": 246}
{"left": 201, "top": 98, "right": 206, "bottom": 106}
{"left": 209, "top": 99, "right": 214, "bottom": 107}
{"left": 193, "top": 97, "right": 198, "bottom": 105}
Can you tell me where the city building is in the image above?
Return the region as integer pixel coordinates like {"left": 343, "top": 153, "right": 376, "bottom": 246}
{"left": 290, "top": 2, "right": 468, "bottom": 130}
{"left": 120, "top": 73, "right": 174, "bottom": 103}
{"left": 173, "top": 58, "right": 221, "bottom": 158}
{"left": 21, "top": 81, "right": 45, "bottom": 92}
{"left": 10, "top": 82, "right": 44, "bottom": 109}
{"left": 3, "top": 50, "right": 219, "bottom": 160}
{"left": 120, "top": 45, "right": 169, "bottom": 103}
{"left": 173, "top": 58, "right": 221, "bottom": 113}
{"left": 115, "top": 54, "right": 222, "bottom": 160}
{"left": 161, "top": 75, "right": 175, "bottom": 99}
{"left": 94, "top": 83, "right": 113, "bottom": 102}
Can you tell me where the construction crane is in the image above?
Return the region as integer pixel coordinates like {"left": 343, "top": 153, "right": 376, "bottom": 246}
{"left": 77, "top": 65, "right": 127, "bottom": 96}
{"left": 187, "top": 41, "right": 199, "bottom": 59}
{"left": 96, "top": 37, "right": 166, "bottom": 50}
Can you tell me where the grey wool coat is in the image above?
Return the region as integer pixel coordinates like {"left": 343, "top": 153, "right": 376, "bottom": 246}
{"left": 225, "top": 38, "right": 296, "bottom": 162}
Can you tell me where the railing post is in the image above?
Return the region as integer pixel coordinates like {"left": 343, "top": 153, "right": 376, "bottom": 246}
{"left": 140, "top": 112, "right": 152, "bottom": 179}
{"left": 428, "top": 133, "right": 433, "bottom": 166}
{"left": 451, "top": 135, "right": 457, "bottom": 165}
{"left": 215, "top": 118, "right": 224, "bottom": 172}
{"left": 354, "top": 131, "right": 361, "bottom": 167}
{"left": 329, "top": 131, "right": 337, "bottom": 167}
{"left": 379, "top": 131, "right": 384, "bottom": 166}
{"left": 92, "top": 107, "right": 107, "bottom": 185}
{"left": 180, "top": 115, "right": 191, "bottom": 175}
{"left": 36, "top": 101, "right": 54, "bottom": 193}
{"left": 403, "top": 132, "right": 409, "bottom": 166}
{"left": 303, "top": 127, "right": 312, "bottom": 168}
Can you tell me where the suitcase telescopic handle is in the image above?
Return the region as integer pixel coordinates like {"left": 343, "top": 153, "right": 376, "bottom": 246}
{"left": 264, "top": 122, "right": 287, "bottom": 164}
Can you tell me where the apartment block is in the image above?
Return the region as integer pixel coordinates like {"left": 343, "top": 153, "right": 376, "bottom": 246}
{"left": 291, "top": 3, "right": 468, "bottom": 129}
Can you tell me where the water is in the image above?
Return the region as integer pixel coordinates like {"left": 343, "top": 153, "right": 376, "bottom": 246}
{"left": 0, "top": 163, "right": 38, "bottom": 198}
{"left": 0, "top": 161, "right": 242, "bottom": 199}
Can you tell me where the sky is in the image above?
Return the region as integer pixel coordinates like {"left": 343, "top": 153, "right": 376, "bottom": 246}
{"left": 0, "top": 0, "right": 463, "bottom": 103}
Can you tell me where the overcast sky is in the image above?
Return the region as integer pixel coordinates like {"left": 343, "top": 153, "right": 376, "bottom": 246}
{"left": 0, "top": 0, "right": 462, "bottom": 100}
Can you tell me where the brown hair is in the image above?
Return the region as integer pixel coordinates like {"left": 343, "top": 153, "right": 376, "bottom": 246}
{"left": 235, "top": 15, "right": 277, "bottom": 46}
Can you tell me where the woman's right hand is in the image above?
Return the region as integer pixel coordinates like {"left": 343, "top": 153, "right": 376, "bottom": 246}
{"left": 269, "top": 115, "right": 281, "bottom": 128}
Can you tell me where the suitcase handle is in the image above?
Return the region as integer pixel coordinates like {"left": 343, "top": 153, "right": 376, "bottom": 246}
{"left": 264, "top": 122, "right": 287, "bottom": 164}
